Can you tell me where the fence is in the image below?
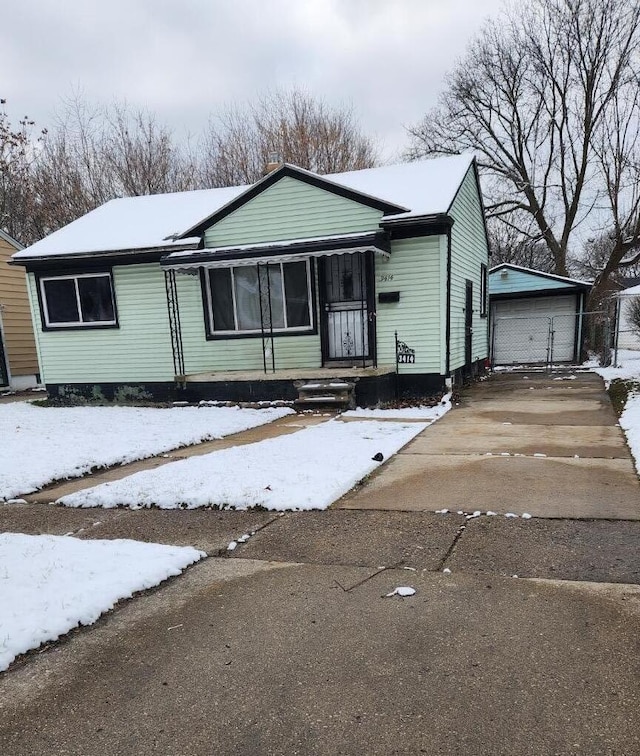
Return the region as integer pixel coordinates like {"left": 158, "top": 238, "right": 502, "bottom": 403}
{"left": 491, "top": 311, "right": 612, "bottom": 370}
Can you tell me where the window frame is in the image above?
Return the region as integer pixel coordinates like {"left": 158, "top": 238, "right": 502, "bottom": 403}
{"left": 202, "top": 259, "right": 316, "bottom": 340}
{"left": 480, "top": 263, "right": 488, "bottom": 318}
{"left": 37, "top": 270, "right": 118, "bottom": 331}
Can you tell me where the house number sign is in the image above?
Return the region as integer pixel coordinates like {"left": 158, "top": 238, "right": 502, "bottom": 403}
{"left": 396, "top": 340, "right": 416, "bottom": 364}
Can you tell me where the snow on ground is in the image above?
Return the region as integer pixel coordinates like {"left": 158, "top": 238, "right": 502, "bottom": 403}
{"left": 590, "top": 349, "right": 640, "bottom": 386}
{"left": 342, "top": 394, "right": 451, "bottom": 421}
{"left": 0, "top": 533, "right": 203, "bottom": 671}
{"left": 0, "top": 403, "right": 293, "bottom": 500}
{"left": 58, "top": 419, "right": 426, "bottom": 511}
{"left": 620, "top": 394, "right": 640, "bottom": 474}
{"left": 590, "top": 350, "right": 640, "bottom": 473}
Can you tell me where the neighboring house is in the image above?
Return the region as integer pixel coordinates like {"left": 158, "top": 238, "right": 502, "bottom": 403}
{"left": 11, "top": 156, "right": 490, "bottom": 405}
{"left": 616, "top": 283, "right": 640, "bottom": 350}
{"left": 0, "top": 229, "right": 40, "bottom": 390}
{"left": 489, "top": 264, "right": 592, "bottom": 366}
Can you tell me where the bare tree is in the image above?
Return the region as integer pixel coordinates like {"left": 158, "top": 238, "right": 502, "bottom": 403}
{"left": 199, "top": 88, "right": 378, "bottom": 186}
{"left": 627, "top": 297, "right": 640, "bottom": 340}
{"left": 26, "top": 98, "right": 198, "bottom": 243}
{"left": 490, "top": 222, "right": 555, "bottom": 272}
{"left": 406, "top": 0, "right": 640, "bottom": 303}
{"left": 0, "top": 99, "right": 43, "bottom": 244}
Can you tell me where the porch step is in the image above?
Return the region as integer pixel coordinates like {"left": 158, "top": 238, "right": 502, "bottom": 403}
{"left": 294, "top": 379, "right": 356, "bottom": 410}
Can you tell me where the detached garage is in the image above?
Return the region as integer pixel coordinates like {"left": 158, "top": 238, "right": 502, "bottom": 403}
{"left": 489, "top": 264, "right": 591, "bottom": 366}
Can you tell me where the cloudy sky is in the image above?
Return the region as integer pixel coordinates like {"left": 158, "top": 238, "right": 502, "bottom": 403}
{"left": 2, "top": 0, "right": 504, "bottom": 161}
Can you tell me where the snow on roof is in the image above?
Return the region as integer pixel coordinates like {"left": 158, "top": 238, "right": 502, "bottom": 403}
{"left": 328, "top": 154, "right": 473, "bottom": 218}
{"left": 489, "top": 263, "right": 592, "bottom": 288}
{"left": 620, "top": 283, "right": 640, "bottom": 296}
{"left": 13, "top": 154, "right": 474, "bottom": 260}
{"left": 12, "top": 185, "right": 247, "bottom": 260}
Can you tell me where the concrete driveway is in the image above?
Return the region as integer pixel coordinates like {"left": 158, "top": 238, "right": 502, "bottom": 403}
{"left": 337, "top": 371, "right": 640, "bottom": 519}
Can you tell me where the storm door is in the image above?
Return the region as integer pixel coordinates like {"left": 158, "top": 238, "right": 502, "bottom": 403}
{"left": 322, "top": 253, "right": 371, "bottom": 361}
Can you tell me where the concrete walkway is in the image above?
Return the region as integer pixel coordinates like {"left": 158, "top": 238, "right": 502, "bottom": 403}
{"left": 2, "top": 373, "right": 640, "bottom": 755}
{"left": 337, "top": 371, "right": 640, "bottom": 519}
{"left": 24, "top": 412, "right": 327, "bottom": 504}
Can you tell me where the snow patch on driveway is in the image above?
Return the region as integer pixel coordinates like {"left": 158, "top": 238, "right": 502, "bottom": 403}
{"left": 58, "top": 419, "right": 426, "bottom": 511}
{"left": 1, "top": 403, "right": 293, "bottom": 500}
{"left": 342, "top": 394, "right": 451, "bottom": 421}
{"left": 0, "top": 533, "right": 204, "bottom": 672}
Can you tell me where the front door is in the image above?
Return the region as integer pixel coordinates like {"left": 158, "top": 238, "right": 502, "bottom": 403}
{"left": 322, "top": 253, "right": 371, "bottom": 361}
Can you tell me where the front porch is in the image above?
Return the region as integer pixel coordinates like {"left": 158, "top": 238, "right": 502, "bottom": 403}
{"left": 175, "top": 365, "right": 398, "bottom": 406}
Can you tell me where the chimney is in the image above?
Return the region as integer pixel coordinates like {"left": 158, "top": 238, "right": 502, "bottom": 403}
{"left": 264, "top": 151, "right": 282, "bottom": 175}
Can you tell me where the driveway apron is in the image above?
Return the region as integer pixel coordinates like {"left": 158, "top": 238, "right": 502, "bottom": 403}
{"left": 337, "top": 371, "right": 640, "bottom": 519}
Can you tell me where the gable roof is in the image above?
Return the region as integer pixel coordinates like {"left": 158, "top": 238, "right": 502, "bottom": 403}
{"left": 489, "top": 263, "right": 592, "bottom": 289}
{"left": 12, "top": 154, "right": 475, "bottom": 262}
{"left": 0, "top": 228, "right": 23, "bottom": 250}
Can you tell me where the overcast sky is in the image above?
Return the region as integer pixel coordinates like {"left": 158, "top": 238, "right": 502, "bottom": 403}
{"left": 2, "top": 0, "right": 504, "bottom": 161}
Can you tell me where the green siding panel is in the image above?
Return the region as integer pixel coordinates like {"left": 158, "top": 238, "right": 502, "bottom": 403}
{"left": 204, "top": 176, "right": 383, "bottom": 247}
{"left": 448, "top": 168, "right": 490, "bottom": 371}
{"left": 375, "top": 237, "right": 442, "bottom": 374}
{"left": 177, "top": 266, "right": 322, "bottom": 373}
{"left": 489, "top": 268, "right": 579, "bottom": 295}
{"left": 29, "top": 265, "right": 175, "bottom": 384}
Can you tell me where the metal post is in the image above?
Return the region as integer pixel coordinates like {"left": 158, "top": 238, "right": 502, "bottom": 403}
{"left": 265, "top": 265, "right": 275, "bottom": 373}
{"left": 359, "top": 252, "right": 366, "bottom": 368}
{"left": 257, "top": 264, "right": 267, "bottom": 374}
{"left": 394, "top": 330, "right": 399, "bottom": 399}
{"left": 613, "top": 296, "right": 622, "bottom": 368}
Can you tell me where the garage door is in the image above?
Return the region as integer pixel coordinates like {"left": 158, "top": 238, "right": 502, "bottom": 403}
{"left": 492, "top": 295, "right": 578, "bottom": 365}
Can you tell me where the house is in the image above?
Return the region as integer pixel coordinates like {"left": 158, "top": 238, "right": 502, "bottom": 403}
{"left": 489, "top": 264, "right": 592, "bottom": 366}
{"left": 616, "top": 283, "right": 640, "bottom": 351}
{"left": 11, "top": 155, "right": 490, "bottom": 405}
{"left": 0, "top": 228, "right": 40, "bottom": 390}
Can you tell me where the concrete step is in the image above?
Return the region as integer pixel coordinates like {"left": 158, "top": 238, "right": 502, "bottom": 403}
{"left": 294, "top": 379, "right": 356, "bottom": 410}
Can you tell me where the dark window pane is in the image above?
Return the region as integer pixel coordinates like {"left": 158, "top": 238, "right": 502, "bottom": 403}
{"left": 283, "top": 262, "right": 310, "bottom": 327}
{"left": 78, "top": 276, "right": 114, "bottom": 322}
{"left": 234, "top": 266, "right": 263, "bottom": 330}
{"left": 209, "top": 269, "right": 235, "bottom": 331}
{"left": 43, "top": 279, "right": 79, "bottom": 324}
{"left": 263, "top": 265, "right": 285, "bottom": 329}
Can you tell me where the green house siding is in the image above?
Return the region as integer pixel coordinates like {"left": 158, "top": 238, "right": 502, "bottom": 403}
{"left": 176, "top": 269, "right": 322, "bottom": 373}
{"left": 204, "top": 176, "right": 383, "bottom": 248}
{"left": 28, "top": 264, "right": 175, "bottom": 384}
{"left": 489, "top": 268, "right": 578, "bottom": 295}
{"left": 448, "top": 168, "right": 490, "bottom": 371}
{"left": 375, "top": 236, "right": 443, "bottom": 374}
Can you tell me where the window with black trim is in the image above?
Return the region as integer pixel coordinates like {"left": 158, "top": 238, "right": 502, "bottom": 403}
{"left": 205, "top": 261, "right": 313, "bottom": 335}
{"left": 480, "top": 263, "right": 488, "bottom": 317}
{"left": 40, "top": 273, "right": 117, "bottom": 328}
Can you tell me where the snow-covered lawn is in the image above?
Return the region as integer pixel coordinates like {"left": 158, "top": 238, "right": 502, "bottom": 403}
{"left": 591, "top": 350, "right": 640, "bottom": 474}
{"left": 0, "top": 403, "right": 293, "bottom": 501}
{"left": 342, "top": 393, "right": 451, "bottom": 421}
{"left": 0, "top": 533, "right": 203, "bottom": 672}
{"left": 58, "top": 419, "right": 426, "bottom": 510}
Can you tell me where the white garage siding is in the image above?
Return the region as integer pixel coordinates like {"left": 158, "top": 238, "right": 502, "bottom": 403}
{"left": 492, "top": 295, "right": 578, "bottom": 365}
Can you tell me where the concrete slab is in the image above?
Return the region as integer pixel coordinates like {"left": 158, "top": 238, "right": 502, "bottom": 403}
{"left": 235, "top": 510, "right": 465, "bottom": 569}
{"left": 2, "top": 563, "right": 640, "bottom": 755}
{"left": 402, "top": 422, "right": 629, "bottom": 458}
{"left": 0, "top": 502, "right": 277, "bottom": 554}
{"left": 0, "top": 501, "right": 121, "bottom": 536}
{"left": 450, "top": 517, "right": 640, "bottom": 584}
{"left": 337, "top": 454, "right": 640, "bottom": 519}
{"left": 444, "top": 398, "right": 619, "bottom": 426}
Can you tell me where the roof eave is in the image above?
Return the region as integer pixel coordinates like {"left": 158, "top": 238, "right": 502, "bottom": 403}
{"left": 10, "top": 240, "right": 202, "bottom": 268}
